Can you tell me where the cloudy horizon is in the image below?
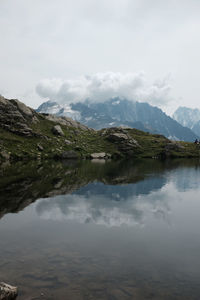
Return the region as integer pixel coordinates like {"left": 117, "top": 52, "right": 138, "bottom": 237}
{"left": 36, "top": 72, "right": 172, "bottom": 107}
{"left": 1, "top": 0, "right": 200, "bottom": 115}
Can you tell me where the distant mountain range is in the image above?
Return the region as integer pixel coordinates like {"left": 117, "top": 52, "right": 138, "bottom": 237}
{"left": 37, "top": 98, "right": 199, "bottom": 141}
{"left": 173, "top": 106, "right": 200, "bottom": 137}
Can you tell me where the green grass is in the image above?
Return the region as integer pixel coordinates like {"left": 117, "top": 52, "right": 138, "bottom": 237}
{"left": 1, "top": 117, "right": 200, "bottom": 164}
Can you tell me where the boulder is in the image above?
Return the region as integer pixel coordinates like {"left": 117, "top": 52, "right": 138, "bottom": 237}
{"left": 11, "top": 99, "right": 33, "bottom": 117}
{"left": 0, "top": 282, "right": 18, "bottom": 300}
{"left": 64, "top": 139, "right": 73, "bottom": 145}
{"left": 100, "top": 128, "right": 140, "bottom": 156}
{"left": 107, "top": 132, "right": 139, "bottom": 146}
{"left": 90, "top": 152, "right": 111, "bottom": 159}
{"left": 52, "top": 125, "right": 64, "bottom": 136}
{"left": 109, "top": 132, "right": 129, "bottom": 141}
{"left": 12, "top": 123, "right": 33, "bottom": 136}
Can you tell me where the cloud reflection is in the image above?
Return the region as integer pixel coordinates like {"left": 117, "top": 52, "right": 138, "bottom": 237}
{"left": 34, "top": 163, "right": 200, "bottom": 227}
{"left": 36, "top": 181, "right": 171, "bottom": 227}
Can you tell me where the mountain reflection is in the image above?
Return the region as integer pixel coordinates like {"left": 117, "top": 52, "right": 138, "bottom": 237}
{"left": 1, "top": 158, "right": 200, "bottom": 222}
{"left": 172, "top": 166, "right": 200, "bottom": 192}
{"left": 35, "top": 160, "right": 200, "bottom": 227}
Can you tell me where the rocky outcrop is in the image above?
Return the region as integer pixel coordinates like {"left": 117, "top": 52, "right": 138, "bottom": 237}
{"left": 0, "top": 96, "right": 37, "bottom": 136}
{"left": 44, "top": 114, "right": 92, "bottom": 131}
{"left": 0, "top": 282, "right": 18, "bottom": 300}
{"left": 101, "top": 127, "right": 140, "bottom": 156}
{"left": 0, "top": 96, "right": 91, "bottom": 139}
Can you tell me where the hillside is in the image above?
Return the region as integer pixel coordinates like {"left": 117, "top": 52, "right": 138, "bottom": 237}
{"left": 0, "top": 96, "right": 200, "bottom": 164}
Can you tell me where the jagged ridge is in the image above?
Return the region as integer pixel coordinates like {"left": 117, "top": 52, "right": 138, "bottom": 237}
{"left": 37, "top": 98, "right": 199, "bottom": 141}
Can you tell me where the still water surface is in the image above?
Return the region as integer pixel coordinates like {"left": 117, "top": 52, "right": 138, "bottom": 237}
{"left": 0, "top": 159, "right": 200, "bottom": 299}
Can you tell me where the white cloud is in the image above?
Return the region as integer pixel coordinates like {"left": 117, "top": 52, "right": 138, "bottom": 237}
{"left": 36, "top": 72, "right": 172, "bottom": 106}
{"left": 1, "top": 0, "right": 200, "bottom": 111}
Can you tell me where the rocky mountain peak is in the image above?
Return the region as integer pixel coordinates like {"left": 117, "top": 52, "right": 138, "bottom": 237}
{"left": 37, "top": 98, "right": 200, "bottom": 142}
{"left": 0, "top": 96, "right": 92, "bottom": 138}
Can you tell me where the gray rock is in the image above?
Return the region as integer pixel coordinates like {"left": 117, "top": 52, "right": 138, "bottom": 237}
{"left": 90, "top": 152, "right": 111, "bottom": 159}
{"left": 0, "top": 96, "right": 37, "bottom": 136}
{"left": 32, "top": 115, "right": 39, "bottom": 123}
{"left": 37, "top": 144, "right": 44, "bottom": 151}
{"left": 13, "top": 122, "right": 33, "bottom": 136}
{"left": 99, "top": 127, "right": 141, "bottom": 157}
{"left": 110, "top": 133, "right": 129, "bottom": 141}
{"left": 0, "top": 282, "right": 18, "bottom": 300}
{"left": 0, "top": 95, "right": 7, "bottom": 105}
{"left": 45, "top": 114, "right": 91, "bottom": 131}
{"left": 52, "top": 125, "right": 64, "bottom": 136}
{"left": 11, "top": 99, "right": 33, "bottom": 117}
{"left": 64, "top": 139, "right": 73, "bottom": 145}
{"left": 108, "top": 132, "right": 139, "bottom": 146}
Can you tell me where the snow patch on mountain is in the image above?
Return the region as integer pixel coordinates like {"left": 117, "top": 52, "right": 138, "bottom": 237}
{"left": 37, "top": 98, "right": 199, "bottom": 142}
{"left": 37, "top": 101, "right": 81, "bottom": 121}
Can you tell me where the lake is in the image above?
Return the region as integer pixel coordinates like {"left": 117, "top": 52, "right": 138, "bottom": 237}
{"left": 0, "top": 158, "right": 200, "bottom": 299}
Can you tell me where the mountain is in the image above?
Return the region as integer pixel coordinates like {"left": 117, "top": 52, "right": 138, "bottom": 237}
{"left": 37, "top": 100, "right": 152, "bottom": 132}
{"left": 173, "top": 106, "right": 200, "bottom": 137}
{"left": 1, "top": 95, "right": 200, "bottom": 164}
{"left": 37, "top": 98, "right": 199, "bottom": 141}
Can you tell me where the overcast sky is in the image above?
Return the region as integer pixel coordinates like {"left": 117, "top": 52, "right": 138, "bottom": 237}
{"left": 1, "top": 0, "right": 200, "bottom": 114}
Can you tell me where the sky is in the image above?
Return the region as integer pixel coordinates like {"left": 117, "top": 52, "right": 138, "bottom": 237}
{"left": 1, "top": 0, "right": 200, "bottom": 115}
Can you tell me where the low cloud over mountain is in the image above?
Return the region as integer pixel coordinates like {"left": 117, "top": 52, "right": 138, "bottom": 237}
{"left": 36, "top": 72, "right": 172, "bottom": 107}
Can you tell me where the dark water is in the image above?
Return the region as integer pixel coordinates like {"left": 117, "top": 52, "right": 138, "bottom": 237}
{"left": 1, "top": 159, "right": 200, "bottom": 299}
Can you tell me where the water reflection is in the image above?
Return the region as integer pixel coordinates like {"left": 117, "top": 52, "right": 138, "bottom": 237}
{"left": 1, "top": 158, "right": 200, "bottom": 226}
{"left": 171, "top": 166, "right": 200, "bottom": 192}
{"left": 36, "top": 181, "right": 171, "bottom": 227}
{"left": 1, "top": 159, "right": 200, "bottom": 299}
{"left": 1, "top": 158, "right": 200, "bottom": 221}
